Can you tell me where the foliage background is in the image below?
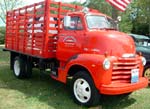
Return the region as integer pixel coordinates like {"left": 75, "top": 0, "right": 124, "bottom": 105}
{"left": 89, "top": 0, "right": 150, "bottom": 35}
{"left": 0, "top": 27, "right": 5, "bottom": 44}
{"left": 0, "top": 0, "right": 150, "bottom": 44}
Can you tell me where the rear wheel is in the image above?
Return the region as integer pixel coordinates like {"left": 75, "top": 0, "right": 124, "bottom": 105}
{"left": 13, "top": 56, "right": 26, "bottom": 78}
{"left": 25, "top": 58, "right": 32, "bottom": 78}
{"left": 13, "top": 56, "right": 32, "bottom": 79}
{"left": 72, "top": 71, "right": 100, "bottom": 106}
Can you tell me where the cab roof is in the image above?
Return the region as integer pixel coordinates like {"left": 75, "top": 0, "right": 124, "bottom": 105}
{"left": 68, "top": 10, "right": 112, "bottom": 19}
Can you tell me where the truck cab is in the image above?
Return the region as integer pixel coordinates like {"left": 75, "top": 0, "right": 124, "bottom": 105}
{"left": 55, "top": 9, "right": 148, "bottom": 105}
{"left": 57, "top": 11, "right": 135, "bottom": 60}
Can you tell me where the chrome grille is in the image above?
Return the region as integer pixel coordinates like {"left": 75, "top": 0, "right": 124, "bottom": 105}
{"left": 112, "top": 57, "right": 140, "bottom": 83}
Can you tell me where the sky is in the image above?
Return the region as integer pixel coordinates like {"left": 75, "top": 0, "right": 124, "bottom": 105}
{"left": 0, "top": 0, "right": 87, "bottom": 26}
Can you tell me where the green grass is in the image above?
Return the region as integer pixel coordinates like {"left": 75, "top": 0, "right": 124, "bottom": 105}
{"left": 0, "top": 46, "right": 150, "bottom": 109}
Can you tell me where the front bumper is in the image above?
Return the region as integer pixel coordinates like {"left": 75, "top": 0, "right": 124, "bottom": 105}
{"left": 100, "top": 77, "right": 148, "bottom": 95}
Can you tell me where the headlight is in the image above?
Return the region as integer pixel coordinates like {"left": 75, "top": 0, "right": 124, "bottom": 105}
{"left": 103, "top": 58, "right": 111, "bottom": 70}
{"left": 141, "top": 57, "right": 146, "bottom": 66}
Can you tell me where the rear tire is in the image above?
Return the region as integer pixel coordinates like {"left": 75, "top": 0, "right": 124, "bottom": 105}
{"left": 72, "top": 71, "right": 100, "bottom": 106}
{"left": 13, "top": 56, "right": 26, "bottom": 78}
{"left": 25, "top": 58, "right": 32, "bottom": 78}
{"left": 13, "top": 56, "right": 32, "bottom": 79}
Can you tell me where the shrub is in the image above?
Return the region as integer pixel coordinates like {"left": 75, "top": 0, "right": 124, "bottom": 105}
{"left": 0, "top": 27, "right": 6, "bottom": 44}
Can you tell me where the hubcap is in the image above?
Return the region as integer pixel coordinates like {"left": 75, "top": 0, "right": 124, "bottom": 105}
{"left": 74, "top": 78, "right": 91, "bottom": 103}
{"left": 144, "top": 68, "right": 150, "bottom": 83}
{"left": 14, "top": 60, "right": 20, "bottom": 76}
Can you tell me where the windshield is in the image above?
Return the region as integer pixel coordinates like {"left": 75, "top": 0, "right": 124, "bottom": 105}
{"left": 86, "top": 15, "right": 117, "bottom": 30}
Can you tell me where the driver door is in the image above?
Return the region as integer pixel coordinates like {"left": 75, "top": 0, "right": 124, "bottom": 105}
{"left": 57, "top": 16, "right": 85, "bottom": 61}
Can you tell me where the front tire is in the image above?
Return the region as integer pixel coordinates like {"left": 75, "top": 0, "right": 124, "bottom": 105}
{"left": 72, "top": 71, "right": 100, "bottom": 106}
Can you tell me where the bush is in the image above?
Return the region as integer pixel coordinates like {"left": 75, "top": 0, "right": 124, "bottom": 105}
{"left": 131, "top": 23, "right": 149, "bottom": 36}
{"left": 0, "top": 27, "right": 6, "bottom": 44}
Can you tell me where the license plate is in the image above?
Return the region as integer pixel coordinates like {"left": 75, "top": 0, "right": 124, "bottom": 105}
{"left": 131, "top": 69, "right": 139, "bottom": 83}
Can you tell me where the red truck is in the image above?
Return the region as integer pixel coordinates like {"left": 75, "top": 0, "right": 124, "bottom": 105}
{"left": 4, "top": 0, "right": 148, "bottom": 106}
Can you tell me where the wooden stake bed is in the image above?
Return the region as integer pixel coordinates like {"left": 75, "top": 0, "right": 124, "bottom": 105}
{"left": 5, "top": 0, "right": 82, "bottom": 58}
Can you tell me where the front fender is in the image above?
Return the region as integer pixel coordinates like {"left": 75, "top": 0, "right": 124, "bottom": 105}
{"left": 62, "top": 54, "right": 113, "bottom": 89}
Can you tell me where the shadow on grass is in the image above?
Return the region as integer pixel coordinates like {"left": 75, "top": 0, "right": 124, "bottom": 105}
{"left": 100, "top": 94, "right": 136, "bottom": 109}
{"left": 0, "top": 65, "right": 86, "bottom": 109}
{"left": 0, "top": 65, "right": 136, "bottom": 109}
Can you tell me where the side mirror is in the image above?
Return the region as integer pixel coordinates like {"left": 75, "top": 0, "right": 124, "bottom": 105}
{"left": 64, "top": 16, "right": 71, "bottom": 28}
{"left": 117, "top": 16, "right": 121, "bottom": 22}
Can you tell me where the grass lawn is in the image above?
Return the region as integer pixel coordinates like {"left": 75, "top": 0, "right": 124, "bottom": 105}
{"left": 0, "top": 46, "right": 150, "bottom": 109}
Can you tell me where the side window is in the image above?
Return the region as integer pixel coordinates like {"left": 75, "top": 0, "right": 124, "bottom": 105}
{"left": 76, "top": 18, "right": 83, "bottom": 30}
{"left": 66, "top": 16, "right": 83, "bottom": 30}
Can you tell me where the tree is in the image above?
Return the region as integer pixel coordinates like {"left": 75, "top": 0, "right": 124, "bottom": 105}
{"left": 119, "top": 10, "right": 133, "bottom": 33}
{"left": 130, "top": 0, "right": 150, "bottom": 35}
{"left": 0, "top": 0, "right": 23, "bottom": 24}
{"left": 88, "top": 0, "right": 112, "bottom": 17}
{"left": 88, "top": 0, "right": 149, "bottom": 34}
{"left": 0, "top": 26, "right": 5, "bottom": 44}
{"left": 88, "top": 0, "right": 132, "bottom": 32}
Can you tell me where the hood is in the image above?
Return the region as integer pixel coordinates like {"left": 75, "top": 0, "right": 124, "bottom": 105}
{"left": 86, "top": 30, "right": 136, "bottom": 57}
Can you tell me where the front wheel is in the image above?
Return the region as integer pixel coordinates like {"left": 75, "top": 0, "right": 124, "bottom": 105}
{"left": 72, "top": 71, "right": 100, "bottom": 106}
